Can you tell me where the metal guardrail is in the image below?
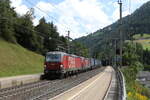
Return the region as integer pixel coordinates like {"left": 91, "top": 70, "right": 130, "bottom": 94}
{"left": 103, "top": 71, "right": 113, "bottom": 100}
{"left": 117, "top": 68, "right": 126, "bottom": 100}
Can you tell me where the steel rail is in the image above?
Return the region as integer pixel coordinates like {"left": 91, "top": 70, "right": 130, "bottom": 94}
{"left": 0, "top": 80, "right": 62, "bottom": 99}
{"left": 33, "top": 67, "right": 105, "bottom": 100}
{"left": 32, "top": 75, "right": 86, "bottom": 100}
{"left": 0, "top": 81, "right": 49, "bottom": 95}
{"left": 0, "top": 67, "right": 104, "bottom": 100}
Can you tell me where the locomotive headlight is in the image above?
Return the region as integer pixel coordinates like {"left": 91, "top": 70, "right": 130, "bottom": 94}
{"left": 44, "top": 65, "right": 46, "bottom": 68}
{"left": 60, "top": 64, "right": 63, "bottom": 68}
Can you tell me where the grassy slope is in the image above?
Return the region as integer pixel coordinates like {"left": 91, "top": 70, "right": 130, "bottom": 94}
{"left": 133, "top": 34, "right": 150, "bottom": 40}
{"left": 133, "top": 34, "right": 150, "bottom": 50}
{"left": 134, "top": 39, "right": 150, "bottom": 50}
{"left": 0, "top": 39, "right": 44, "bottom": 77}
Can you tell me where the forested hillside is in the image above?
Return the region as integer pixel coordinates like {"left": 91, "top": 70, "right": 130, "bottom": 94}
{"left": 0, "top": 0, "right": 68, "bottom": 55}
{"left": 75, "top": 1, "right": 150, "bottom": 57}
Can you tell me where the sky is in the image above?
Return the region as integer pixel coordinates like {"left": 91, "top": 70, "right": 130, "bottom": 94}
{"left": 10, "top": 0, "right": 150, "bottom": 39}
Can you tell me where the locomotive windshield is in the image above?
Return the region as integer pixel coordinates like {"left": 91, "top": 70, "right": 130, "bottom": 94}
{"left": 46, "top": 54, "right": 61, "bottom": 62}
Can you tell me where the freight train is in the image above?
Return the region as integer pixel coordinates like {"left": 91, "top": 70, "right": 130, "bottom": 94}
{"left": 44, "top": 51, "right": 102, "bottom": 78}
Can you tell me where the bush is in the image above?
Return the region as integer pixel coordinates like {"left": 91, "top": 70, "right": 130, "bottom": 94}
{"left": 122, "top": 66, "right": 150, "bottom": 100}
{"left": 128, "top": 92, "right": 149, "bottom": 100}
{"left": 144, "top": 65, "right": 150, "bottom": 71}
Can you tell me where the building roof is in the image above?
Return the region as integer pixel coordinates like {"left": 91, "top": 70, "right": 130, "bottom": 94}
{"left": 137, "top": 71, "right": 150, "bottom": 78}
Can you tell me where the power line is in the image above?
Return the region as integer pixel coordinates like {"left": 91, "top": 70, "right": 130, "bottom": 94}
{"left": 0, "top": 17, "right": 70, "bottom": 52}
{"left": 25, "top": 0, "right": 70, "bottom": 31}
{"left": 26, "top": 0, "right": 57, "bottom": 22}
{"left": 129, "top": 0, "right": 131, "bottom": 14}
{"left": 0, "top": 17, "right": 55, "bottom": 39}
{"left": 48, "top": 1, "right": 86, "bottom": 28}
{"left": 37, "top": 0, "right": 89, "bottom": 35}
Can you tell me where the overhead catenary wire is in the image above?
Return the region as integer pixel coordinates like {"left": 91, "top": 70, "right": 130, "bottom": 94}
{"left": 22, "top": 0, "right": 74, "bottom": 52}
{"left": 123, "top": 0, "right": 132, "bottom": 15}
{"left": 129, "top": 0, "right": 131, "bottom": 14}
{"left": 0, "top": 17, "right": 60, "bottom": 40}
{"left": 0, "top": 17, "right": 70, "bottom": 52}
{"left": 26, "top": 0, "right": 58, "bottom": 21}
{"left": 0, "top": 17, "right": 79, "bottom": 52}
{"left": 27, "top": 0, "right": 90, "bottom": 37}
{"left": 46, "top": 0, "right": 89, "bottom": 34}
{"left": 25, "top": 0, "right": 71, "bottom": 31}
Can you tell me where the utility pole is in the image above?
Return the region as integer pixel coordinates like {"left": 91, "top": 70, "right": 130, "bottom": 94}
{"left": 113, "top": 39, "right": 117, "bottom": 68}
{"left": 118, "top": 0, "right": 123, "bottom": 67}
{"left": 67, "top": 30, "right": 70, "bottom": 53}
{"left": 111, "top": 38, "right": 118, "bottom": 68}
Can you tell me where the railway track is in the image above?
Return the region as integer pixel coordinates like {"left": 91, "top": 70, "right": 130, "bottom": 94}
{"left": 0, "top": 67, "right": 105, "bottom": 100}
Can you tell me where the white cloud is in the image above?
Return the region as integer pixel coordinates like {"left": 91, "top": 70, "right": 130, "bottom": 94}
{"left": 33, "top": 1, "right": 55, "bottom": 26}
{"left": 15, "top": 5, "right": 29, "bottom": 15}
{"left": 35, "top": 2, "right": 54, "bottom": 13}
{"left": 111, "top": 2, "right": 119, "bottom": 21}
{"left": 35, "top": 0, "right": 112, "bottom": 39}
{"left": 33, "top": 18, "right": 39, "bottom": 26}
{"left": 11, "top": 0, "right": 149, "bottom": 39}
{"left": 10, "top": 0, "right": 22, "bottom": 7}
{"left": 132, "top": 0, "right": 149, "bottom": 4}
{"left": 10, "top": 0, "right": 29, "bottom": 15}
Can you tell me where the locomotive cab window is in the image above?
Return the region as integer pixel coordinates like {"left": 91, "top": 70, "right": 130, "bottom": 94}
{"left": 46, "top": 54, "right": 61, "bottom": 62}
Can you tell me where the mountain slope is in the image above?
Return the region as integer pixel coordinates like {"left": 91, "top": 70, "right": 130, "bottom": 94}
{"left": 75, "top": 1, "right": 150, "bottom": 56}
{"left": 0, "top": 39, "right": 44, "bottom": 77}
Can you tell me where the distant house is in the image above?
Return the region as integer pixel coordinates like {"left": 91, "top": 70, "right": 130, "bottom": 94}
{"left": 136, "top": 71, "right": 150, "bottom": 88}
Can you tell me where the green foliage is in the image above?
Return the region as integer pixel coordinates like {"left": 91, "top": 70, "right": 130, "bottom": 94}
{"left": 134, "top": 39, "right": 150, "bottom": 50}
{"left": 15, "top": 15, "right": 39, "bottom": 51}
{"left": 132, "top": 34, "right": 150, "bottom": 65}
{"left": 121, "top": 40, "right": 150, "bottom": 99}
{"left": 123, "top": 41, "right": 143, "bottom": 65}
{"left": 144, "top": 65, "right": 150, "bottom": 71}
{"left": 35, "top": 17, "right": 63, "bottom": 53}
{"left": 127, "top": 82, "right": 150, "bottom": 100}
{"left": 71, "top": 42, "right": 89, "bottom": 57}
{"left": 143, "top": 49, "right": 150, "bottom": 65}
{"left": 0, "top": 0, "right": 17, "bottom": 43}
{"left": 122, "top": 57, "right": 149, "bottom": 99}
{"left": 122, "top": 67, "right": 150, "bottom": 99}
{"left": 122, "top": 61, "right": 143, "bottom": 87}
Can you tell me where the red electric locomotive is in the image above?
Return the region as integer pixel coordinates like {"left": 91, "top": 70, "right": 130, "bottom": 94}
{"left": 44, "top": 51, "right": 83, "bottom": 78}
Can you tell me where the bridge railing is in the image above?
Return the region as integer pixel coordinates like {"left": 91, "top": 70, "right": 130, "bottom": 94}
{"left": 117, "top": 68, "right": 126, "bottom": 100}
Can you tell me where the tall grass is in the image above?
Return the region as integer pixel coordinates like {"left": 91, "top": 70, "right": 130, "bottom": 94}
{"left": 0, "top": 39, "right": 44, "bottom": 77}
{"left": 133, "top": 34, "right": 150, "bottom": 40}
{"left": 134, "top": 39, "right": 150, "bottom": 50}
